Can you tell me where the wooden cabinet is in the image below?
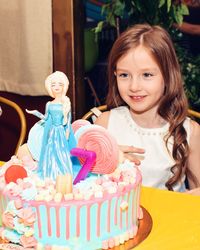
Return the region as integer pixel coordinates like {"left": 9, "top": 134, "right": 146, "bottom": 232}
{"left": 52, "top": 0, "right": 86, "bottom": 119}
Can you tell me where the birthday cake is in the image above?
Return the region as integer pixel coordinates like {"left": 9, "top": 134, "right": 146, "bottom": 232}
{"left": 0, "top": 72, "right": 143, "bottom": 250}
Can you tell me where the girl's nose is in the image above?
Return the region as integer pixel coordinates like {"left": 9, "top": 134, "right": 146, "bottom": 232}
{"left": 129, "top": 76, "right": 141, "bottom": 91}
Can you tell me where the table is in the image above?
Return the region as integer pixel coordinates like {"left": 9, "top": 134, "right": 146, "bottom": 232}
{"left": 136, "top": 186, "right": 200, "bottom": 250}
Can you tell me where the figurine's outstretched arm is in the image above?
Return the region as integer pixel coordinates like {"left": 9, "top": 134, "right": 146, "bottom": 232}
{"left": 26, "top": 109, "right": 45, "bottom": 120}
{"left": 26, "top": 102, "right": 49, "bottom": 120}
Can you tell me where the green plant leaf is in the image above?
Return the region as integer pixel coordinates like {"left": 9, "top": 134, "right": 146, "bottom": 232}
{"left": 180, "top": 3, "right": 189, "bottom": 15}
{"left": 109, "top": 15, "right": 116, "bottom": 27}
{"left": 173, "top": 5, "right": 183, "bottom": 24}
{"left": 93, "top": 21, "right": 104, "bottom": 33}
{"left": 159, "top": 0, "right": 166, "bottom": 8}
{"left": 113, "top": 0, "right": 125, "bottom": 17}
{"left": 167, "top": 0, "right": 171, "bottom": 12}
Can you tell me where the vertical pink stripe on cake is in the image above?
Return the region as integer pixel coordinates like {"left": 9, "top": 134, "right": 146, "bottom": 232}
{"left": 107, "top": 199, "right": 111, "bottom": 232}
{"left": 55, "top": 207, "right": 60, "bottom": 238}
{"left": 120, "top": 197, "right": 123, "bottom": 229}
{"left": 137, "top": 186, "right": 141, "bottom": 216}
{"left": 97, "top": 202, "right": 102, "bottom": 237}
{"left": 76, "top": 206, "right": 80, "bottom": 237}
{"left": 87, "top": 205, "right": 91, "bottom": 241}
{"left": 65, "top": 206, "right": 70, "bottom": 239}
{"left": 126, "top": 192, "right": 130, "bottom": 228}
{"left": 36, "top": 205, "right": 42, "bottom": 238}
{"left": 132, "top": 190, "right": 135, "bottom": 226}
{"left": 46, "top": 206, "right": 52, "bottom": 236}
{"left": 114, "top": 197, "right": 119, "bottom": 225}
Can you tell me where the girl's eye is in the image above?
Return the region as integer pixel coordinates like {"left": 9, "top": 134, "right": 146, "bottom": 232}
{"left": 143, "top": 72, "right": 153, "bottom": 78}
{"left": 116, "top": 72, "right": 130, "bottom": 79}
{"left": 51, "top": 83, "right": 56, "bottom": 87}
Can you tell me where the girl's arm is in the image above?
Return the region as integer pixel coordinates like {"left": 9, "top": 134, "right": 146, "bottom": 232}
{"left": 186, "top": 120, "right": 200, "bottom": 193}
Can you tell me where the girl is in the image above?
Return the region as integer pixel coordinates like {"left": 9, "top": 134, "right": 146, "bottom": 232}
{"left": 95, "top": 24, "right": 200, "bottom": 193}
{"left": 19, "top": 71, "right": 77, "bottom": 180}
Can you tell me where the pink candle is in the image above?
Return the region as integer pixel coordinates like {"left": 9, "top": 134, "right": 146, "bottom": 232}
{"left": 71, "top": 148, "right": 96, "bottom": 184}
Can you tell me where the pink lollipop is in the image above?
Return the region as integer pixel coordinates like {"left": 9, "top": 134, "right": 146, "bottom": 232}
{"left": 77, "top": 126, "right": 119, "bottom": 175}
{"left": 71, "top": 119, "right": 91, "bottom": 134}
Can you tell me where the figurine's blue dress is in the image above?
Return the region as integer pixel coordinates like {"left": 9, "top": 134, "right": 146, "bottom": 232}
{"left": 27, "top": 102, "right": 76, "bottom": 180}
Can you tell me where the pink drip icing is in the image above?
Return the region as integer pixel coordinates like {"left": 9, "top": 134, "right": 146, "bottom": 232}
{"left": 107, "top": 199, "right": 111, "bottom": 232}
{"left": 132, "top": 190, "right": 135, "bottom": 226}
{"left": 55, "top": 206, "right": 60, "bottom": 238}
{"left": 137, "top": 186, "right": 141, "bottom": 216}
{"left": 0, "top": 196, "right": 3, "bottom": 213}
{"left": 87, "top": 204, "right": 91, "bottom": 241}
{"left": 76, "top": 206, "right": 80, "bottom": 237}
{"left": 46, "top": 206, "right": 52, "bottom": 236}
{"left": 114, "top": 197, "right": 119, "bottom": 225}
{"left": 35, "top": 205, "right": 42, "bottom": 238}
{"left": 120, "top": 200, "right": 122, "bottom": 229}
{"left": 126, "top": 192, "right": 130, "bottom": 229}
{"left": 65, "top": 206, "right": 70, "bottom": 239}
{"left": 97, "top": 202, "right": 102, "bottom": 237}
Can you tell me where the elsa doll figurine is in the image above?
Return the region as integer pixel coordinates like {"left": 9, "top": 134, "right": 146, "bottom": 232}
{"left": 26, "top": 71, "right": 76, "bottom": 180}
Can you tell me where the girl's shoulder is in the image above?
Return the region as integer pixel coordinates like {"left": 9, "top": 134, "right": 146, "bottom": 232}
{"left": 95, "top": 106, "right": 128, "bottom": 128}
{"left": 95, "top": 110, "right": 110, "bottom": 128}
{"left": 190, "top": 119, "right": 200, "bottom": 138}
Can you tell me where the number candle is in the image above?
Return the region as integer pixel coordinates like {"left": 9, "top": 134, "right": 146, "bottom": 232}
{"left": 71, "top": 148, "right": 96, "bottom": 184}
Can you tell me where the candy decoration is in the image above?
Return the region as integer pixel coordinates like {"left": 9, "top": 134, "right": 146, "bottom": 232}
{"left": 56, "top": 174, "right": 72, "bottom": 195}
{"left": 71, "top": 119, "right": 91, "bottom": 134}
{"left": 77, "top": 126, "right": 119, "bottom": 175}
{"left": 74, "top": 124, "right": 93, "bottom": 142}
{"left": 4, "top": 165, "right": 27, "bottom": 184}
{"left": 71, "top": 148, "right": 96, "bottom": 184}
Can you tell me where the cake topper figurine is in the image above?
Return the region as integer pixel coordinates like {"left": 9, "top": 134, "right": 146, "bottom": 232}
{"left": 26, "top": 71, "right": 77, "bottom": 180}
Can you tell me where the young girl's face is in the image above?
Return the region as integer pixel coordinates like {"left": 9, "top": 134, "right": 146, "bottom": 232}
{"left": 51, "top": 81, "right": 64, "bottom": 97}
{"left": 115, "top": 45, "right": 164, "bottom": 115}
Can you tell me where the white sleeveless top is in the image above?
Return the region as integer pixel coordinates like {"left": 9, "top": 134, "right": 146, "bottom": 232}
{"left": 107, "top": 106, "right": 191, "bottom": 192}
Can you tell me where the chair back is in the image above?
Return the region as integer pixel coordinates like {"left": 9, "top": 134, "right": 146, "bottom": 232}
{"left": 0, "top": 96, "right": 27, "bottom": 157}
{"left": 188, "top": 109, "right": 200, "bottom": 120}
{"left": 82, "top": 105, "right": 107, "bottom": 122}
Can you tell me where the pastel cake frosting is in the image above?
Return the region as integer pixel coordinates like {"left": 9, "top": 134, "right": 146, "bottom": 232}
{"left": 0, "top": 122, "right": 142, "bottom": 250}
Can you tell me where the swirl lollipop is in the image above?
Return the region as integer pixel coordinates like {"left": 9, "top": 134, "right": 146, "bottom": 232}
{"left": 71, "top": 119, "right": 91, "bottom": 134}
{"left": 77, "top": 125, "right": 119, "bottom": 175}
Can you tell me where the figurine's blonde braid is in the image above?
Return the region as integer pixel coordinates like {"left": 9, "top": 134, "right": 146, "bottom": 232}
{"left": 62, "top": 96, "right": 71, "bottom": 125}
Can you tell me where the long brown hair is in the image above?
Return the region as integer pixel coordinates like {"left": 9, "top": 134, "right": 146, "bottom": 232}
{"left": 106, "top": 23, "right": 192, "bottom": 190}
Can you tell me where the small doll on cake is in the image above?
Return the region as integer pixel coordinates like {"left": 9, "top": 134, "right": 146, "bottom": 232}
{"left": 19, "top": 71, "right": 77, "bottom": 180}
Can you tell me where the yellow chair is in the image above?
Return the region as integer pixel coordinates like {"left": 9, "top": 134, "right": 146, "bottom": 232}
{"left": 0, "top": 96, "right": 27, "bottom": 154}
{"left": 82, "top": 105, "right": 107, "bottom": 120}
{"left": 188, "top": 109, "right": 200, "bottom": 119}
{"left": 82, "top": 105, "right": 200, "bottom": 122}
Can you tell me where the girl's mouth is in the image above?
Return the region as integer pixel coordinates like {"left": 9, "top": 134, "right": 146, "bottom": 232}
{"left": 130, "top": 95, "right": 146, "bottom": 101}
